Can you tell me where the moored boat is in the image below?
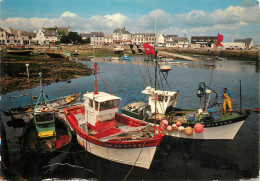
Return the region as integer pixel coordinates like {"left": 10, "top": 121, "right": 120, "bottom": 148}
{"left": 64, "top": 62, "right": 164, "bottom": 169}
{"left": 45, "top": 47, "right": 71, "bottom": 59}
{"left": 6, "top": 92, "right": 81, "bottom": 123}
{"left": 7, "top": 46, "right": 34, "bottom": 55}
{"left": 21, "top": 72, "right": 72, "bottom": 174}
{"left": 121, "top": 54, "right": 131, "bottom": 61}
{"left": 121, "top": 83, "right": 251, "bottom": 140}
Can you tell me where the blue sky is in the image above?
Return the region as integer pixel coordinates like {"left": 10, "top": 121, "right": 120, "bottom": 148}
{"left": 0, "top": 0, "right": 259, "bottom": 44}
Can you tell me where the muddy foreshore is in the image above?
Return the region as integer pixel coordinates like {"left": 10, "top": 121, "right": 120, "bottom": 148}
{"left": 0, "top": 53, "right": 92, "bottom": 95}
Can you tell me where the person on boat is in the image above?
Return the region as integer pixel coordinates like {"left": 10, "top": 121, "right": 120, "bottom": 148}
{"left": 222, "top": 88, "right": 234, "bottom": 115}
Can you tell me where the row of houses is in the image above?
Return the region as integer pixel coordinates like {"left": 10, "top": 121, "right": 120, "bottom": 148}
{"left": 0, "top": 26, "right": 254, "bottom": 49}
{"left": 0, "top": 26, "right": 71, "bottom": 45}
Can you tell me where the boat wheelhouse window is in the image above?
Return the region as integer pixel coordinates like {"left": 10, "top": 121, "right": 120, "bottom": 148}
{"left": 165, "top": 96, "right": 168, "bottom": 102}
{"left": 157, "top": 95, "right": 163, "bottom": 101}
{"left": 95, "top": 101, "right": 99, "bottom": 111}
{"left": 88, "top": 99, "right": 93, "bottom": 108}
{"left": 100, "top": 99, "right": 119, "bottom": 111}
{"left": 169, "top": 94, "right": 177, "bottom": 101}
{"left": 35, "top": 113, "right": 54, "bottom": 122}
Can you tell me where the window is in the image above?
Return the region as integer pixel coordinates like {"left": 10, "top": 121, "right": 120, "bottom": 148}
{"left": 95, "top": 101, "right": 99, "bottom": 111}
{"left": 100, "top": 100, "right": 119, "bottom": 111}
{"left": 88, "top": 99, "right": 93, "bottom": 108}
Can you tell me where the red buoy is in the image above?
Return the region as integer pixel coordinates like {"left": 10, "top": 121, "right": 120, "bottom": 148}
{"left": 160, "top": 120, "right": 169, "bottom": 128}
{"left": 194, "top": 123, "right": 204, "bottom": 133}
{"left": 176, "top": 121, "right": 182, "bottom": 127}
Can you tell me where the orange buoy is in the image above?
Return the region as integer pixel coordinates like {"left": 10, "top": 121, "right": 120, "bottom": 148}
{"left": 160, "top": 120, "right": 168, "bottom": 128}
{"left": 172, "top": 124, "right": 178, "bottom": 130}
{"left": 167, "top": 125, "right": 173, "bottom": 132}
{"left": 178, "top": 126, "right": 185, "bottom": 132}
{"left": 176, "top": 121, "right": 182, "bottom": 127}
{"left": 194, "top": 123, "right": 204, "bottom": 133}
{"left": 184, "top": 127, "right": 193, "bottom": 136}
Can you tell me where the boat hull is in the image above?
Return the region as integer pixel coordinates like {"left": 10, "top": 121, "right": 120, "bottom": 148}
{"left": 121, "top": 105, "right": 249, "bottom": 140}
{"left": 75, "top": 134, "right": 156, "bottom": 169}
{"left": 164, "top": 120, "right": 244, "bottom": 139}
{"left": 7, "top": 49, "right": 33, "bottom": 55}
{"left": 64, "top": 107, "right": 163, "bottom": 169}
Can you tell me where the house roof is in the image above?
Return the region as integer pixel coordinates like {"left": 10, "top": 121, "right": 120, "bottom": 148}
{"left": 56, "top": 26, "right": 70, "bottom": 35}
{"left": 113, "top": 27, "right": 130, "bottom": 34}
{"left": 165, "top": 35, "right": 178, "bottom": 38}
{"left": 176, "top": 37, "right": 189, "bottom": 42}
{"left": 81, "top": 33, "right": 91, "bottom": 38}
{"left": 44, "top": 30, "right": 58, "bottom": 36}
{"left": 90, "top": 32, "right": 104, "bottom": 37}
{"left": 234, "top": 38, "right": 252, "bottom": 46}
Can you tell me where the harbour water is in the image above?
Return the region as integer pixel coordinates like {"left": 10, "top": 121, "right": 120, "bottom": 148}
{"left": 0, "top": 57, "right": 259, "bottom": 180}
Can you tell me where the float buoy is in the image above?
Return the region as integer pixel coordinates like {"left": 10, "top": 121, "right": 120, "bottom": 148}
{"left": 178, "top": 126, "right": 185, "bottom": 132}
{"left": 167, "top": 125, "right": 173, "bottom": 132}
{"left": 184, "top": 127, "right": 193, "bottom": 136}
{"left": 194, "top": 123, "right": 204, "bottom": 133}
{"left": 253, "top": 108, "right": 260, "bottom": 113}
{"left": 40, "top": 106, "right": 53, "bottom": 112}
{"left": 172, "top": 124, "right": 178, "bottom": 130}
{"left": 160, "top": 120, "right": 169, "bottom": 128}
{"left": 176, "top": 121, "right": 182, "bottom": 127}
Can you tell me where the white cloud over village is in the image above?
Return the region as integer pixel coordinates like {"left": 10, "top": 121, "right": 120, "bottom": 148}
{"left": 0, "top": 4, "right": 259, "bottom": 43}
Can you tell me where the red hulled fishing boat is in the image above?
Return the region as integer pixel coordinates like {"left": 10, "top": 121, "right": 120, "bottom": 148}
{"left": 64, "top": 62, "right": 164, "bottom": 169}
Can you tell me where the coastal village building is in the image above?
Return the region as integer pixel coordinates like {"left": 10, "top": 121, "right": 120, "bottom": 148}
{"left": 191, "top": 36, "right": 217, "bottom": 48}
{"left": 113, "top": 27, "right": 131, "bottom": 44}
{"left": 234, "top": 38, "right": 253, "bottom": 49}
{"left": 90, "top": 32, "right": 105, "bottom": 46}
{"left": 0, "top": 27, "right": 8, "bottom": 45}
{"left": 104, "top": 34, "right": 113, "bottom": 44}
{"left": 131, "top": 33, "right": 145, "bottom": 45}
{"left": 32, "top": 29, "right": 59, "bottom": 45}
{"left": 0, "top": 27, "right": 36, "bottom": 45}
{"left": 176, "top": 37, "right": 189, "bottom": 48}
{"left": 165, "top": 35, "right": 178, "bottom": 47}
{"left": 158, "top": 34, "right": 166, "bottom": 44}
{"left": 144, "top": 33, "right": 156, "bottom": 45}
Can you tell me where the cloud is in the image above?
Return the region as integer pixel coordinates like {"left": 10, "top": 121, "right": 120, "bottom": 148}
{"left": 0, "top": 4, "right": 259, "bottom": 44}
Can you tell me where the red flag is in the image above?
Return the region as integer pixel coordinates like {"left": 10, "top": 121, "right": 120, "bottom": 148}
{"left": 149, "top": 45, "right": 155, "bottom": 55}
{"left": 217, "top": 34, "right": 224, "bottom": 46}
{"left": 143, "top": 43, "right": 150, "bottom": 55}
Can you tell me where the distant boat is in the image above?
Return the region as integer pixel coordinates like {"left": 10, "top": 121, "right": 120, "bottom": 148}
{"left": 121, "top": 54, "right": 131, "bottom": 61}
{"left": 113, "top": 46, "right": 124, "bottom": 54}
{"left": 7, "top": 45, "right": 34, "bottom": 55}
{"left": 45, "top": 47, "right": 71, "bottom": 59}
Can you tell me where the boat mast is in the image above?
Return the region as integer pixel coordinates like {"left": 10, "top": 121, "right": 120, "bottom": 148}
{"left": 154, "top": 11, "right": 158, "bottom": 90}
{"left": 94, "top": 62, "right": 98, "bottom": 94}
{"left": 25, "top": 63, "right": 33, "bottom": 107}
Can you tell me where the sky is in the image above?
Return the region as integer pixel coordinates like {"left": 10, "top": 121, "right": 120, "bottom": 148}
{"left": 0, "top": 0, "right": 259, "bottom": 44}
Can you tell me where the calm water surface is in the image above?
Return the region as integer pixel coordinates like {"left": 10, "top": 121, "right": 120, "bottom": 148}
{"left": 0, "top": 57, "right": 259, "bottom": 180}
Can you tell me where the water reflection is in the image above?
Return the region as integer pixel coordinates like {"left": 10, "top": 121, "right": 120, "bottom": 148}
{"left": 0, "top": 56, "right": 259, "bottom": 180}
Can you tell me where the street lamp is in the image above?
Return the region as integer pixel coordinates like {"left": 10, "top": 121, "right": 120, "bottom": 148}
{"left": 25, "top": 63, "right": 33, "bottom": 107}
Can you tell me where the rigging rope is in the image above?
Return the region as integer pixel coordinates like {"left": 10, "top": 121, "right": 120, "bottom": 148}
{"left": 136, "top": 62, "right": 148, "bottom": 87}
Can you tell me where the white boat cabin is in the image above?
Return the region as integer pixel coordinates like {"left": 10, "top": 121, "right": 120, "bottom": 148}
{"left": 83, "top": 92, "right": 121, "bottom": 132}
{"left": 142, "top": 86, "right": 179, "bottom": 114}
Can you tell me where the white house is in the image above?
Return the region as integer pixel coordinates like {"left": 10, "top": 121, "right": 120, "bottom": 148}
{"left": 234, "top": 38, "right": 253, "bottom": 49}
{"left": 32, "top": 28, "right": 59, "bottom": 45}
{"left": 113, "top": 27, "right": 131, "bottom": 44}
{"left": 104, "top": 34, "right": 113, "bottom": 44}
{"left": 131, "top": 33, "right": 145, "bottom": 45}
{"left": 158, "top": 34, "right": 166, "bottom": 44}
{"left": 90, "top": 32, "right": 105, "bottom": 46}
{"left": 0, "top": 27, "right": 8, "bottom": 44}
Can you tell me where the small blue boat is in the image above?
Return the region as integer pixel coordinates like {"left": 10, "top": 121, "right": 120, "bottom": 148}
{"left": 122, "top": 54, "right": 131, "bottom": 61}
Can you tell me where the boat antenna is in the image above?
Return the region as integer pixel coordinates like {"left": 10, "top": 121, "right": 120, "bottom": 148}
{"left": 93, "top": 62, "right": 99, "bottom": 94}
{"left": 25, "top": 63, "right": 33, "bottom": 107}
{"left": 91, "top": 62, "right": 113, "bottom": 95}
{"left": 154, "top": 10, "right": 158, "bottom": 90}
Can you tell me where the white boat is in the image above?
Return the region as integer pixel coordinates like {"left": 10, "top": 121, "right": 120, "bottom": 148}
{"left": 64, "top": 62, "right": 164, "bottom": 169}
